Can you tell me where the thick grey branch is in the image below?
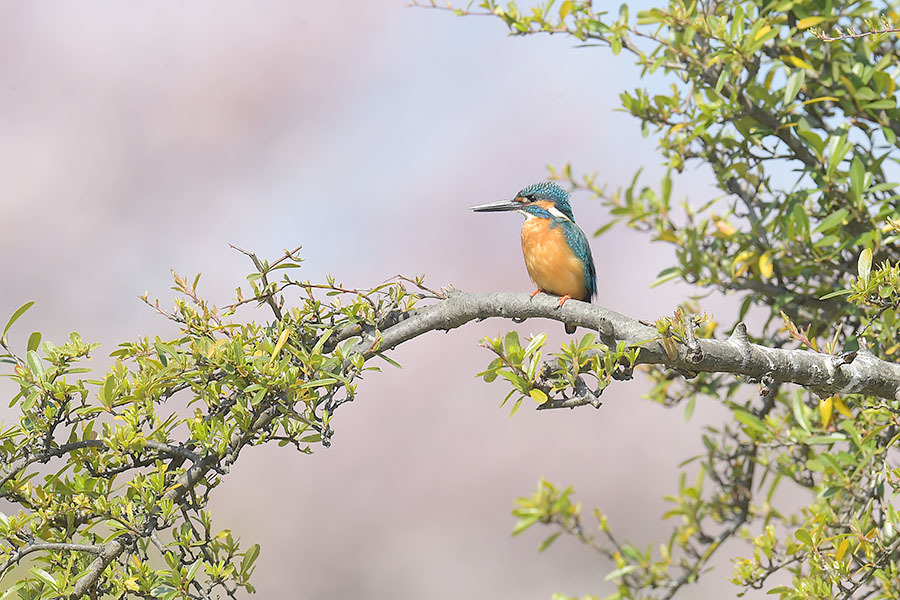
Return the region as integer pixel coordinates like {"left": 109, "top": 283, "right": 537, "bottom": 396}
{"left": 360, "top": 291, "right": 900, "bottom": 401}
{"left": 0, "top": 542, "right": 102, "bottom": 578}
{"left": 71, "top": 536, "right": 127, "bottom": 598}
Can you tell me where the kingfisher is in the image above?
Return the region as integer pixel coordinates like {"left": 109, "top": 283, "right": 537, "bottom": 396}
{"left": 471, "top": 181, "right": 597, "bottom": 334}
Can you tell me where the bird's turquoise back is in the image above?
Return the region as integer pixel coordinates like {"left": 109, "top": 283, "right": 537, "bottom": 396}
{"left": 559, "top": 219, "right": 597, "bottom": 301}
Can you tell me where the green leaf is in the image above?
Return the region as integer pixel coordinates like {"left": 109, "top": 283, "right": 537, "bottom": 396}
{"left": 660, "top": 172, "right": 672, "bottom": 206}
{"left": 791, "top": 204, "right": 810, "bottom": 239}
{"left": 241, "top": 544, "right": 260, "bottom": 578}
{"left": 523, "top": 334, "right": 546, "bottom": 357}
{"left": 767, "top": 586, "right": 796, "bottom": 595}
{"left": 0, "top": 582, "right": 26, "bottom": 600}
{"left": 795, "top": 528, "right": 813, "bottom": 546}
{"left": 26, "top": 350, "right": 44, "bottom": 377}
{"left": 538, "top": 531, "right": 562, "bottom": 552}
{"left": 734, "top": 409, "right": 768, "bottom": 434}
{"left": 186, "top": 559, "right": 203, "bottom": 582}
{"left": 594, "top": 218, "right": 622, "bottom": 236}
{"left": 512, "top": 514, "right": 539, "bottom": 535}
{"left": 102, "top": 375, "right": 116, "bottom": 407}
{"left": 29, "top": 567, "right": 57, "bottom": 588}
{"left": 504, "top": 331, "right": 521, "bottom": 354}
{"left": 683, "top": 395, "right": 696, "bottom": 421}
{"left": 813, "top": 209, "right": 848, "bottom": 234}
{"left": 858, "top": 247, "right": 873, "bottom": 285}
{"left": 805, "top": 433, "right": 846, "bottom": 444}
{"left": 3, "top": 301, "right": 34, "bottom": 339}
{"left": 792, "top": 393, "right": 811, "bottom": 434}
{"left": 21, "top": 389, "right": 40, "bottom": 410}
{"left": 784, "top": 70, "right": 805, "bottom": 104}
{"left": 26, "top": 331, "right": 41, "bottom": 353}
{"left": 377, "top": 354, "right": 403, "bottom": 369}
{"left": 849, "top": 156, "right": 865, "bottom": 207}
{"left": 604, "top": 564, "right": 638, "bottom": 581}
{"left": 479, "top": 362, "right": 500, "bottom": 383}
{"left": 863, "top": 99, "right": 896, "bottom": 110}
{"left": 651, "top": 267, "right": 682, "bottom": 287}
{"left": 819, "top": 289, "right": 852, "bottom": 300}
{"left": 715, "top": 68, "right": 728, "bottom": 94}
{"left": 826, "top": 136, "right": 852, "bottom": 175}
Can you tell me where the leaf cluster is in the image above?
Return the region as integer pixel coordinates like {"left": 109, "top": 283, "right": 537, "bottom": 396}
{"left": 0, "top": 249, "right": 429, "bottom": 598}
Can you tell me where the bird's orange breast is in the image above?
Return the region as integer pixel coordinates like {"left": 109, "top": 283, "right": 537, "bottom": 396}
{"left": 520, "top": 218, "right": 589, "bottom": 301}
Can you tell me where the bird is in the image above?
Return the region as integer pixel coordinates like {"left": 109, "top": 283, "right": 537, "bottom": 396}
{"left": 471, "top": 181, "right": 597, "bottom": 334}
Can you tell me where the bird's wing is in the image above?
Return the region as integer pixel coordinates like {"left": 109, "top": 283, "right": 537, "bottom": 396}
{"left": 562, "top": 221, "right": 597, "bottom": 300}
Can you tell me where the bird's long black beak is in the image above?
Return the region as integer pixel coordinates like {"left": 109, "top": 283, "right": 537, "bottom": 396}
{"left": 470, "top": 199, "right": 521, "bottom": 213}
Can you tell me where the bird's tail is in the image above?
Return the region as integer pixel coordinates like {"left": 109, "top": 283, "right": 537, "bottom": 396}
{"left": 565, "top": 323, "right": 576, "bottom": 335}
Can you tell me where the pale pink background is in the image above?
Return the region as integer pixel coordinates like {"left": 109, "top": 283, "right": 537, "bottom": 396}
{"left": 0, "top": 3, "right": 746, "bottom": 598}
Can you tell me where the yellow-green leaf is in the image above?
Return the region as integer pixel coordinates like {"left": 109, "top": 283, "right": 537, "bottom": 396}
{"left": 833, "top": 397, "right": 853, "bottom": 419}
{"left": 795, "top": 528, "right": 814, "bottom": 546}
{"left": 529, "top": 388, "right": 548, "bottom": 405}
{"left": 272, "top": 329, "right": 290, "bottom": 357}
{"left": 2, "top": 301, "right": 34, "bottom": 339}
{"left": 835, "top": 538, "right": 850, "bottom": 561}
{"left": 754, "top": 25, "right": 772, "bottom": 40}
{"left": 731, "top": 250, "right": 756, "bottom": 278}
{"left": 797, "top": 16, "right": 827, "bottom": 29}
{"left": 759, "top": 251, "right": 774, "bottom": 279}
{"left": 819, "top": 397, "right": 834, "bottom": 428}
{"left": 802, "top": 96, "right": 839, "bottom": 105}
{"left": 784, "top": 55, "right": 814, "bottom": 70}
{"left": 656, "top": 229, "right": 679, "bottom": 243}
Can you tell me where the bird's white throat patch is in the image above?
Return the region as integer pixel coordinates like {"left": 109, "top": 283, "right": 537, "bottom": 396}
{"left": 518, "top": 207, "right": 572, "bottom": 221}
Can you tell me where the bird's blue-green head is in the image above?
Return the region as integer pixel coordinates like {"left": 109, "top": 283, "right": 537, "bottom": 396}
{"left": 515, "top": 181, "right": 574, "bottom": 220}
{"left": 470, "top": 181, "right": 575, "bottom": 222}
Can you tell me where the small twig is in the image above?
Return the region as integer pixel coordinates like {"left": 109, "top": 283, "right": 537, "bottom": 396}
{"left": 301, "top": 282, "right": 379, "bottom": 311}
{"left": 392, "top": 275, "right": 447, "bottom": 299}
{"left": 815, "top": 25, "right": 900, "bottom": 42}
{"left": 230, "top": 244, "right": 284, "bottom": 321}
{"left": 408, "top": 0, "right": 491, "bottom": 16}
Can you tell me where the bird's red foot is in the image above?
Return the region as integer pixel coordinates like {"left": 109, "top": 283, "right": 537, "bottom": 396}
{"left": 530, "top": 289, "right": 543, "bottom": 300}
{"left": 556, "top": 294, "right": 572, "bottom": 308}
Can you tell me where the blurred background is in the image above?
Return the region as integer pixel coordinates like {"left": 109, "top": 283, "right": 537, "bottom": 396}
{"left": 0, "top": 2, "right": 739, "bottom": 598}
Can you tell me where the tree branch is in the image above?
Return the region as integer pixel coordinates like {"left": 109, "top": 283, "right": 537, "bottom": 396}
{"left": 0, "top": 542, "right": 103, "bottom": 578}
{"left": 0, "top": 439, "right": 202, "bottom": 492}
{"left": 71, "top": 536, "right": 128, "bottom": 598}
{"left": 359, "top": 291, "right": 900, "bottom": 401}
